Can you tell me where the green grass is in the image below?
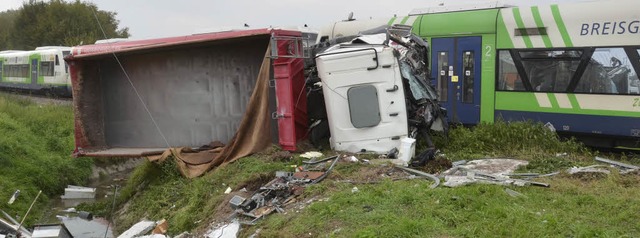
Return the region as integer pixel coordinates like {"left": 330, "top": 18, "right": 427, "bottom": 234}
{"left": 83, "top": 116, "right": 640, "bottom": 237}
{"left": 251, "top": 172, "right": 640, "bottom": 237}
{"left": 0, "top": 94, "right": 93, "bottom": 226}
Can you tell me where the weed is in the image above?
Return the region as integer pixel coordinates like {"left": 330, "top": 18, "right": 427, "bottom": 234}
{"left": 0, "top": 94, "right": 93, "bottom": 226}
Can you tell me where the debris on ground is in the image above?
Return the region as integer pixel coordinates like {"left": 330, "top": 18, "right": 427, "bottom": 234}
{"left": 7, "top": 190, "right": 19, "bottom": 205}
{"left": 152, "top": 219, "right": 168, "bottom": 234}
{"left": 440, "top": 158, "right": 552, "bottom": 187}
{"left": 60, "top": 185, "right": 96, "bottom": 199}
{"left": 595, "top": 156, "right": 639, "bottom": 174}
{"left": 117, "top": 220, "right": 156, "bottom": 238}
{"left": 567, "top": 165, "right": 611, "bottom": 175}
{"left": 206, "top": 220, "right": 240, "bottom": 238}
{"left": 395, "top": 165, "right": 440, "bottom": 188}
{"left": 300, "top": 151, "right": 323, "bottom": 159}
{"left": 32, "top": 223, "right": 73, "bottom": 238}
{"left": 225, "top": 155, "right": 341, "bottom": 226}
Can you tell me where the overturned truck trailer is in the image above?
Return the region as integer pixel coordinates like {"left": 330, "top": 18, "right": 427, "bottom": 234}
{"left": 67, "top": 29, "right": 308, "bottom": 157}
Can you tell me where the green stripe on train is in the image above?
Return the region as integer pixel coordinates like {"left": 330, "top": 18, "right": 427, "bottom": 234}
{"left": 512, "top": 8, "right": 533, "bottom": 48}
{"left": 531, "top": 6, "right": 553, "bottom": 48}
{"left": 496, "top": 11, "right": 514, "bottom": 48}
{"left": 495, "top": 92, "right": 639, "bottom": 117}
{"left": 550, "top": 4, "right": 573, "bottom": 47}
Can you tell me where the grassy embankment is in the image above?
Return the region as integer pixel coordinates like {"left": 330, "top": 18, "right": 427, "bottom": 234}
{"left": 100, "top": 119, "right": 640, "bottom": 237}
{"left": 0, "top": 94, "right": 93, "bottom": 226}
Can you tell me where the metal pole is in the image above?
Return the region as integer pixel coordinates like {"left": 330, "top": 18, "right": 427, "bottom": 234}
{"left": 17, "top": 190, "right": 41, "bottom": 231}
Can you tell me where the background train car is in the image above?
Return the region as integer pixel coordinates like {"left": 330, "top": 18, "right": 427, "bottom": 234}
{"left": 317, "top": 0, "right": 640, "bottom": 149}
{"left": 0, "top": 46, "right": 72, "bottom": 97}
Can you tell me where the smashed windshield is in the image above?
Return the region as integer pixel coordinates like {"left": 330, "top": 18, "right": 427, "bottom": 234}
{"left": 400, "top": 61, "right": 438, "bottom": 101}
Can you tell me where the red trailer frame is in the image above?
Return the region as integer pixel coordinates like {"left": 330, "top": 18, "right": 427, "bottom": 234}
{"left": 66, "top": 29, "right": 307, "bottom": 157}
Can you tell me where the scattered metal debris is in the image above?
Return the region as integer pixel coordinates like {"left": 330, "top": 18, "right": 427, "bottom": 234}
{"left": 117, "top": 220, "right": 156, "bottom": 238}
{"left": 31, "top": 223, "right": 73, "bottom": 238}
{"left": 61, "top": 185, "right": 96, "bottom": 199}
{"left": 567, "top": 165, "right": 611, "bottom": 175}
{"left": 441, "top": 159, "right": 552, "bottom": 187}
{"left": 229, "top": 155, "right": 341, "bottom": 224}
{"left": 206, "top": 220, "right": 240, "bottom": 238}
{"left": 7, "top": 190, "right": 19, "bottom": 205}
{"left": 595, "top": 156, "right": 639, "bottom": 173}
{"left": 395, "top": 165, "right": 440, "bottom": 189}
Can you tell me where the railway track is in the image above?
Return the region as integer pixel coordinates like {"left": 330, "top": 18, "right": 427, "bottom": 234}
{"left": 0, "top": 91, "right": 72, "bottom": 106}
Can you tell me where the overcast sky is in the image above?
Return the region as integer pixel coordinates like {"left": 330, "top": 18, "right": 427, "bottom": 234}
{"left": 0, "top": 0, "right": 585, "bottom": 40}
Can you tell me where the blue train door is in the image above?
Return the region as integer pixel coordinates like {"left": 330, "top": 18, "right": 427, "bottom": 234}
{"left": 31, "top": 59, "right": 38, "bottom": 85}
{"left": 431, "top": 37, "right": 482, "bottom": 124}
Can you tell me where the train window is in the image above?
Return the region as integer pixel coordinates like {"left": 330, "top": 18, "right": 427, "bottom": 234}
{"left": 437, "top": 51, "right": 448, "bottom": 101}
{"left": 21, "top": 65, "right": 29, "bottom": 77}
{"left": 462, "top": 51, "right": 474, "bottom": 103}
{"left": 40, "top": 61, "right": 55, "bottom": 76}
{"left": 497, "top": 50, "right": 525, "bottom": 91}
{"left": 519, "top": 50, "right": 582, "bottom": 92}
{"left": 55, "top": 55, "right": 60, "bottom": 66}
{"left": 575, "top": 47, "right": 640, "bottom": 94}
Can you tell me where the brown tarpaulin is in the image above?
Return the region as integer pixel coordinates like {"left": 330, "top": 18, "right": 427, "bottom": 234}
{"left": 148, "top": 46, "right": 272, "bottom": 178}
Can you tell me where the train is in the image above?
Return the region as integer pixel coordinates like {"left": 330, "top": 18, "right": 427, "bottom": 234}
{"left": 315, "top": 0, "right": 640, "bottom": 149}
{"left": 0, "top": 46, "right": 72, "bottom": 97}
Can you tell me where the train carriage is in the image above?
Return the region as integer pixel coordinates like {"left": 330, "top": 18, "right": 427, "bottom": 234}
{"left": 318, "top": 0, "right": 640, "bottom": 148}
{"left": 0, "top": 46, "right": 72, "bottom": 97}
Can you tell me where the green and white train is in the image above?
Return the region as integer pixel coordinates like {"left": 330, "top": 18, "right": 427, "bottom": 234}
{"left": 319, "top": 0, "right": 640, "bottom": 148}
{"left": 0, "top": 46, "right": 72, "bottom": 97}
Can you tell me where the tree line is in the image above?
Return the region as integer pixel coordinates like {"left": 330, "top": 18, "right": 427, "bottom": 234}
{"left": 0, "top": 0, "right": 129, "bottom": 50}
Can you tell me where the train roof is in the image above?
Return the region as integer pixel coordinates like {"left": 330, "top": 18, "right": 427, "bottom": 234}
{"left": 35, "top": 46, "right": 72, "bottom": 50}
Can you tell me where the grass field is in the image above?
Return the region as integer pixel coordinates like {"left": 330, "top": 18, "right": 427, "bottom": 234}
{"left": 0, "top": 94, "right": 93, "bottom": 226}
{"left": 101, "top": 121, "right": 640, "bottom": 237}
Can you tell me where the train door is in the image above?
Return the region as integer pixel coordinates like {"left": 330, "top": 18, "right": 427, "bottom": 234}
{"left": 431, "top": 37, "right": 482, "bottom": 124}
{"left": 30, "top": 59, "right": 38, "bottom": 85}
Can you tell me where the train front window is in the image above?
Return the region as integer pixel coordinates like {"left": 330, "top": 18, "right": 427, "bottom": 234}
{"left": 519, "top": 50, "right": 582, "bottom": 92}
{"left": 497, "top": 50, "right": 525, "bottom": 91}
{"left": 575, "top": 47, "right": 640, "bottom": 94}
{"left": 40, "top": 61, "right": 55, "bottom": 77}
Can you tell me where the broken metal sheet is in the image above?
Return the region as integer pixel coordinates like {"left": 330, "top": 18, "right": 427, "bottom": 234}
{"left": 396, "top": 166, "right": 440, "bottom": 188}
{"left": 137, "top": 235, "right": 167, "bottom": 238}
{"left": 117, "top": 220, "right": 156, "bottom": 238}
{"left": 61, "top": 185, "right": 96, "bottom": 199}
{"left": 31, "top": 224, "right": 73, "bottom": 238}
{"left": 442, "top": 158, "right": 529, "bottom": 177}
{"left": 206, "top": 220, "right": 240, "bottom": 238}
{"left": 567, "top": 166, "right": 611, "bottom": 175}
{"left": 595, "top": 156, "right": 639, "bottom": 170}
{"left": 442, "top": 158, "right": 532, "bottom": 188}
